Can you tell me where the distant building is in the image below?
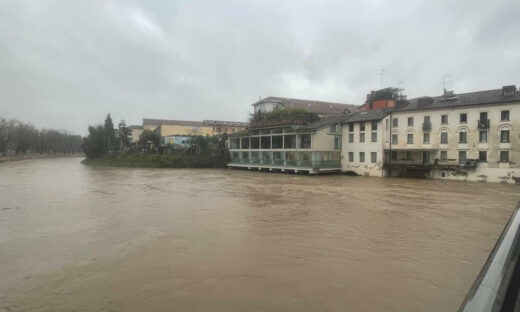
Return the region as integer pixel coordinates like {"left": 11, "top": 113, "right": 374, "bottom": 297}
{"left": 142, "top": 118, "right": 248, "bottom": 137}
{"left": 127, "top": 125, "right": 143, "bottom": 143}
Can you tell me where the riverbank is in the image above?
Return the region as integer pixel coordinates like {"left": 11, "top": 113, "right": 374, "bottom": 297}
{"left": 0, "top": 153, "right": 84, "bottom": 163}
{"left": 81, "top": 153, "right": 229, "bottom": 168}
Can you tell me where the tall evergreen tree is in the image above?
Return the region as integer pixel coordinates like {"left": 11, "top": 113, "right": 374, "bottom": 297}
{"left": 104, "top": 114, "right": 115, "bottom": 151}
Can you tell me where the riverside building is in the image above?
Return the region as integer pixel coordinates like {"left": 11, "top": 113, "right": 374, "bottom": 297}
{"left": 228, "top": 85, "right": 520, "bottom": 183}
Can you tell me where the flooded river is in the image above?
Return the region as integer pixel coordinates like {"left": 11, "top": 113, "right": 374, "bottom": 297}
{"left": 1, "top": 158, "right": 519, "bottom": 311}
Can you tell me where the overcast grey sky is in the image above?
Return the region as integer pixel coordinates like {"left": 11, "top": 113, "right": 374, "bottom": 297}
{"left": 1, "top": 0, "right": 519, "bottom": 134}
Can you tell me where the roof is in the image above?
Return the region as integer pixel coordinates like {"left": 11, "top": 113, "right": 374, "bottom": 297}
{"left": 394, "top": 88, "right": 520, "bottom": 112}
{"left": 297, "top": 114, "right": 349, "bottom": 131}
{"left": 143, "top": 118, "right": 205, "bottom": 127}
{"left": 341, "top": 110, "right": 390, "bottom": 123}
{"left": 143, "top": 118, "right": 248, "bottom": 127}
{"left": 252, "top": 96, "right": 358, "bottom": 114}
{"left": 202, "top": 120, "right": 249, "bottom": 127}
{"left": 228, "top": 129, "right": 249, "bottom": 137}
{"left": 128, "top": 125, "right": 142, "bottom": 130}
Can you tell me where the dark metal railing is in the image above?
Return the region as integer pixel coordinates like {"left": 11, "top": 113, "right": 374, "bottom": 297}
{"left": 478, "top": 119, "right": 490, "bottom": 129}
{"left": 422, "top": 122, "right": 432, "bottom": 132}
{"left": 459, "top": 201, "right": 520, "bottom": 312}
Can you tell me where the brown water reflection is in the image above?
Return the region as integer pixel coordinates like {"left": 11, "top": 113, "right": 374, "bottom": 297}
{"left": 0, "top": 158, "right": 519, "bottom": 311}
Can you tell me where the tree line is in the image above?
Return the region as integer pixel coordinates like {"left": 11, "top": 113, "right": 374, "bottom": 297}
{"left": 82, "top": 114, "right": 132, "bottom": 159}
{"left": 0, "top": 116, "right": 83, "bottom": 156}
{"left": 82, "top": 114, "right": 230, "bottom": 166}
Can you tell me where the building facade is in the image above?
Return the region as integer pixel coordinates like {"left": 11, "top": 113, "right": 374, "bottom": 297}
{"left": 229, "top": 86, "right": 520, "bottom": 183}
{"left": 227, "top": 116, "right": 344, "bottom": 174}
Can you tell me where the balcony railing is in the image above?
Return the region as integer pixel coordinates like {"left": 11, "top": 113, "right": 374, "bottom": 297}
{"left": 229, "top": 158, "right": 341, "bottom": 169}
{"left": 478, "top": 119, "right": 490, "bottom": 129}
{"left": 422, "top": 122, "right": 432, "bottom": 132}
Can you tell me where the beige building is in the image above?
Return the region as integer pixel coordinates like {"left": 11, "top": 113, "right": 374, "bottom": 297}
{"left": 384, "top": 86, "right": 520, "bottom": 182}
{"left": 230, "top": 85, "right": 520, "bottom": 183}
{"left": 142, "top": 118, "right": 248, "bottom": 137}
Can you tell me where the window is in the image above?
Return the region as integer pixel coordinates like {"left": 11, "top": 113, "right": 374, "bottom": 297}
{"left": 459, "top": 131, "right": 467, "bottom": 143}
{"left": 371, "top": 132, "right": 377, "bottom": 142}
{"left": 371, "top": 152, "right": 377, "bottom": 163}
{"left": 460, "top": 113, "right": 467, "bottom": 123}
{"left": 501, "top": 110, "right": 510, "bottom": 121}
{"left": 360, "top": 122, "right": 365, "bottom": 132}
{"left": 360, "top": 132, "right": 365, "bottom": 143}
{"left": 392, "top": 118, "right": 398, "bottom": 127}
{"left": 424, "top": 116, "right": 430, "bottom": 123}
{"left": 391, "top": 151, "right": 397, "bottom": 160}
{"left": 441, "top": 115, "right": 448, "bottom": 124}
{"left": 391, "top": 134, "right": 398, "bottom": 144}
{"left": 441, "top": 132, "right": 448, "bottom": 144}
{"left": 480, "top": 112, "right": 488, "bottom": 121}
{"left": 348, "top": 133, "right": 354, "bottom": 143}
{"left": 479, "top": 151, "right": 487, "bottom": 162}
{"left": 230, "top": 138, "right": 240, "bottom": 149}
{"left": 349, "top": 152, "right": 354, "bottom": 162}
{"left": 406, "top": 151, "right": 412, "bottom": 161}
{"left": 300, "top": 134, "right": 311, "bottom": 148}
{"left": 359, "top": 152, "right": 365, "bottom": 162}
{"left": 371, "top": 121, "right": 378, "bottom": 131}
{"left": 407, "top": 117, "right": 414, "bottom": 126}
{"left": 251, "top": 137, "right": 260, "bottom": 149}
{"left": 407, "top": 133, "right": 413, "bottom": 144}
{"left": 241, "top": 137, "right": 250, "bottom": 149}
{"left": 348, "top": 123, "right": 354, "bottom": 132}
{"left": 501, "top": 130, "right": 510, "bottom": 143}
{"left": 334, "top": 137, "right": 341, "bottom": 150}
{"left": 479, "top": 131, "right": 488, "bottom": 143}
{"left": 423, "top": 133, "right": 430, "bottom": 144}
{"left": 500, "top": 151, "right": 509, "bottom": 162}
{"left": 330, "top": 124, "right": 338, "bottom": 133}
{"left": 261, "top": 136, "right": 271, "bottom": 149}
{"left": 440, "top": 151, "right": 448, "bottom": 161}
{"left": 272, "top": 136, "right": 283, "bottom": 148}
{"left": 283, "top": 135, "right": 296, "bottom": 149}
{"left": 459, "top": 151, "right": 467, "bottom": 164}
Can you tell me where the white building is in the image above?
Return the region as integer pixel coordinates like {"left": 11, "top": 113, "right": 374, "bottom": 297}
{"left": 229, "top": 85, "right": 520, "bottom": 183}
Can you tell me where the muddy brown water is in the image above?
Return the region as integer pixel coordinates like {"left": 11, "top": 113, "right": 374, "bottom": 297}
{"left": 0, "top": 158, "right": 519, "bottom": 311}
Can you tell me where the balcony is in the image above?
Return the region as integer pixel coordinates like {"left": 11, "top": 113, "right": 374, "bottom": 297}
{"left": 478, "top": 119, "right": 490, "bottom": 129}
{"left": 422, "top": 122, "right": 432, "bottom": 132}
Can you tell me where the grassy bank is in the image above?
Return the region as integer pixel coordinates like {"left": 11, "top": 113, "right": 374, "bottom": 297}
{"left": 81, "top": 153, "right": 230, "bottom": 168}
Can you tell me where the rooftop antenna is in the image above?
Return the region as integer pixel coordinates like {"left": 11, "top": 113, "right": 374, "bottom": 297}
{"left": 379, "top": 68, "right": 387, "bottom": 89}
{"left": 442, "top": 74, "right": 452, "bottom": 93}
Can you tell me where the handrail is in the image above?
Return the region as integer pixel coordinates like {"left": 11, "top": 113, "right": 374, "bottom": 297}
{"left": 459, "top": 200, "right": 520, "bottom": 312}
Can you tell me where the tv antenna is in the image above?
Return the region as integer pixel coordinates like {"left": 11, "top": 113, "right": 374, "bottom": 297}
{"left": 379, "top": 68, "right": 387, "bottom": 88}
{"left": 442, "top": 74, "right": 452, "bottom": 92}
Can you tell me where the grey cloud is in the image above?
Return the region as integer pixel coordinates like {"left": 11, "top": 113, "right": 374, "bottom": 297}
{"left": 0, "top": 0, "right": 519, "bottom": 134}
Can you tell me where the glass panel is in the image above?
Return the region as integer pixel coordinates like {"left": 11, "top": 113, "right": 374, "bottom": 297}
{"left": 251, "top": 137, "right": 260, "bottom": 149}
{"left": 261, "top": 136, "right": 271, "bottom": 149}
{"left": 272, "top": 135, "right": 283, "bottom": 148}
{"left": 241, "top": 137, "right": 250, "bottom": 149}
{"left": 284, "top": 135, "right": 296, "bottom": 148}
{"left": 300, "top": 134, "right": 311, "bottom": 148}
